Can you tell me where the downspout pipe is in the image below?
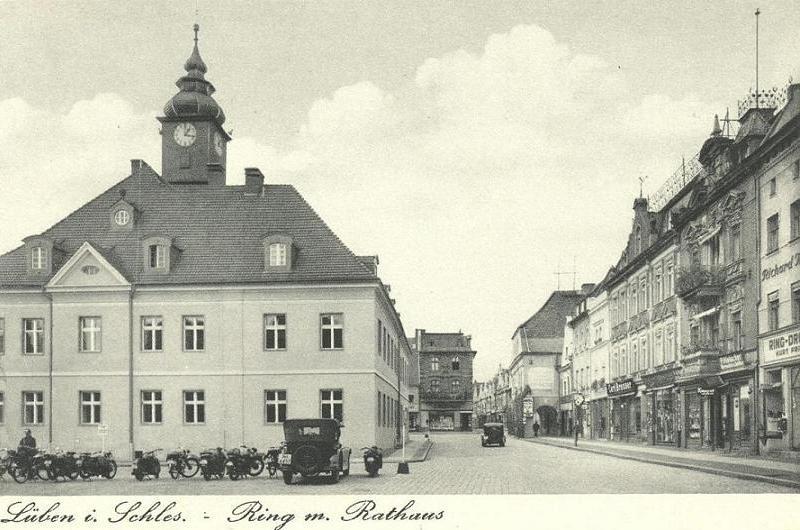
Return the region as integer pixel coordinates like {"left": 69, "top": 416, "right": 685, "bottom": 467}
{"left": 128, "top": 286, "right": 135, "bottom": 459}
{"left": 46, "top": 290, "right": 53, "bottom": 446}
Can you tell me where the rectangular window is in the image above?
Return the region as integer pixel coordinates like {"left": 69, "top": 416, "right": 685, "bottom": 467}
{"left": 654, "top": 269, "right": 663, "bottom": 303}
{"left": 149, "top": 245, "right": 166, "bottom": 269}
{"left": 767, "top": 214, "right": 779, "bottom": 253}
{"left": 320, "top": 313, "right": 343, "bottom": 349}
{"left": 639, "top": 277, "right": 647, "bottom": 311}
{"left": 80, "top": 391, "right": 101, "bottom": 425}
{"left": 731, "top": 311, "right": 743, "bottom": 351}
{"left": 666, "top": 325, "right": 675, "bottom": 362}
{"left": 141, "top": 317, "right": 163, "bottom": 352}
{"left": 791, "top": 200, "right": 800, "bottom": 241}
{"left": 22, "top": 318, "right": 44, "bottom": 354}
{"left": 31, "top": 246, "right": 46, "bottom": 270}
{"left": 23, "top": 391, "right": 44, "bottom": 425}
{"left": 794, "top": 159, "right": 800, "bottom": 180}
{"left": 377, "top": 391, "right": 382, "bottom": 427}
{"left": 183, "top": 390, "right": 205, "bottom": 424}
{"left": 264, "top": 390, "right": 287, "bottom": 423}
{"left": 377, "top": 320, "right": 382, "bottom": 356}
{"left": 264, "top": 314, "right": 287, "bottom": 350}
{"left": 268, "top": 243, "right": 287, "bottom": 266}
{"left": 769, "top": 177, "right": 777, "bottom": 196}
{"left": 0, "top": 317, "right": 4, "bottom": 354}
{"left": 141, "top": 390, "right": 162, "bottom": 424}
{"left": 768, "top": 291, "right": 780, "bottom": 331}
{"left": 79, "top": 317, "right": 102, "bottom": 352}
{"left": 183, "top": 316, "right": 205, "bottom": 351}
{"left": 0, "top": 391, "right": 4, "bottom": 424}
{"left": 793, "top": 282, "right": 800, "bottom": 324}
{"left": 666, "top": 263, "right": 674, "bottom": 296}
{"left": 320, "top": 389, "right": 343, "bottom": 421}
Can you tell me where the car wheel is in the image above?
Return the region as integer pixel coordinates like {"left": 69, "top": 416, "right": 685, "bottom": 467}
{"left": 282, "top": 471, "right": 293, "bottom": 485}
{"left": 330, "top": 469, "right": 339, "bottom": 484}
{"left": 134, "top": 471, "right": 144, "bottom": 481}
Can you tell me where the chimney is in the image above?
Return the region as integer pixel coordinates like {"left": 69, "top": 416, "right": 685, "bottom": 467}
{"left": 244, "top": 167, "right": 265, "bottom": 195}
{"left": 130, "top": 159, "right": 143, "bottom": 175}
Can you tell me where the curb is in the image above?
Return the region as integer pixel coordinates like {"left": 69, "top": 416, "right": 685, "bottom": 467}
{"left": 522, "top": 438, "right": 800, "bottom": 490}
{"left": 385, "top": 440, "right": 433, "bottom": 464}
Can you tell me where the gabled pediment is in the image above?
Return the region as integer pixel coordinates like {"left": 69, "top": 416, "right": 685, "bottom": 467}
{"left": 46, "top": 242, "right": 130, "bottom": 291}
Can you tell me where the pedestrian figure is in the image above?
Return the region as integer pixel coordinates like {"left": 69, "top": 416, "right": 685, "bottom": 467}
{"left": 533, "top": 421, "right": 540, "bottom": 437}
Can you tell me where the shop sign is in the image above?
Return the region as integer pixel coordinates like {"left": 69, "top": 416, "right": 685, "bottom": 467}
{"left": 522, "top": 397, "right": 534, "bottom": 417}
{"left": 760, "top": 326, "right": 800, "bottom": 366}
{"left": 606, "top": 379, "right": 637, "bottom": 397}
{"left": 719, "top": 352, "right": 747, "bottom": 372}
{"left": 642, "top": 369, "right": 677, "bottom": 389}
{"left": 761, "top": 252, "right": 800, "bottom": 281}
{"left": 698, "top": 388, "right": 715, "bottom": 396}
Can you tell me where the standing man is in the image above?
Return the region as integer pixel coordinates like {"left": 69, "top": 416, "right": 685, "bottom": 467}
{"left": 533, "top": 421, "right": 540, "bottom": 437}
{"left": 18, "top": 429, "right": 36, "bottom": 450}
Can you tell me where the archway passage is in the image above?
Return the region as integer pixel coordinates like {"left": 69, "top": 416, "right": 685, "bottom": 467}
{"left": 536, "top": 406, "right": 558, "bottom": 436}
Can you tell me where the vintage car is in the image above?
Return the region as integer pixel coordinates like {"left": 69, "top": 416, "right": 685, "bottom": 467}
{"left": 278, "top": 418, "right": 351, "bottom": 484}
{"left": 481, "top": 422, "right": 506, "bottom": 447}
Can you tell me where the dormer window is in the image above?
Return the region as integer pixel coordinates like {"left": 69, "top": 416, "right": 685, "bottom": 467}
{"left": 142, "top": 235, "right": 174, "bottom": 274}
{"left": 263, "top": 234, "right": 294, "bottom": 271}
{"left": 269, "top": 243, "right": 287, "bottom": 267}
{"left": 149, "top": 245, "right": 167, "bottom": 269}
{"left": 451, "top": 356, "right": 460, "bottom": 370}
{"left": 31, "top": 247, "right": 46, "bottom": 270}
{"left": 109, "top": 194, "right": 136, "bottom": 232}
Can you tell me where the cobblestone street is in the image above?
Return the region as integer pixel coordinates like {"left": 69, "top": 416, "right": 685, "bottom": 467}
{"left": 3, "top": 433, "right": 796, "bottom": 495}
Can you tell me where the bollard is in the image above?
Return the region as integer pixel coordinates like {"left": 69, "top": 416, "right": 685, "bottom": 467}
{"left": 397, "top": 462, "right": 410, "bottom": 474}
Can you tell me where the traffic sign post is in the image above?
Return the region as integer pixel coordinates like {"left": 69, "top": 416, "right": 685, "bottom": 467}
{"left": 97, "top": 424, "right": 109, "bottom": 452}
{"left": 573, "top": 394, "right": 585, "bottom": 447}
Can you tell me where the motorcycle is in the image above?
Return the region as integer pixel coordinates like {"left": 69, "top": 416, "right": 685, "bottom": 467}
{"left": 165, "top": 448, "right": 200, "bottom": 479}
{"left": 49, "top": 450, "right": 81, "bottom": 481}
{"left": 361, "top": 446, "right": 383, "bottom": 477}
{"left": 198, "top": 448, "right": 227, "bottom": 480}
{"left": 0, "top": 448, "right": 9, "bottom": 478}
{"left": 79, "top": 451, "right": 117, "bottom": 480}
{"left": 264, "top": 444, "right": 284, "bottom": 477}
{"left": 132, "top": 449, "right": 161, "bottom": 481}
{"left": 239, "top": 446, "right": 266, "bottom": 477}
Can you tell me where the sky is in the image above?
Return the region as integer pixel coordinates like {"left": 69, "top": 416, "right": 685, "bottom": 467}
{"left": 1, "top": 0, "right": 799, "bottom": 380}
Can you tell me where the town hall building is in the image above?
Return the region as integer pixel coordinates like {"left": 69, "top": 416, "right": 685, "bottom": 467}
{"left": 0, "top": 25, "right": 413, "bottom": 458}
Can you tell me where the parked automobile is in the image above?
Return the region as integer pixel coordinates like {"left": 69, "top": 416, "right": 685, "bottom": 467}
{"left": 79, "top": 451, "right": 117, "bottom": 480}
{"left": 361, "top": 446, "right": 383, "bottom": 477}
{"left": 480, "top": 422, "right": 506, "bottom": 447}
{"left": 132, "top": 449, "right": 161, "bottom": 481}
{"left": 165, "top": 448, "right": 200, "bottom": 479}
{"left": 279, "top": 418, "right": 351, "bottom": 485}
{"left": 198, "top": 448, "right": 227, "bottom": 481}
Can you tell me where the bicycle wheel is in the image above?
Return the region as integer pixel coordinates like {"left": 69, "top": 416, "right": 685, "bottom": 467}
{"left": 104, "top": 461, "right": 118, "bottom": 479}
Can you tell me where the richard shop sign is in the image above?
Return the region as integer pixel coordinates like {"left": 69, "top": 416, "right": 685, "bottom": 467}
{"left": 761, "top": 252, "right": 800, "bottom": 282}
{"left": 606, "top": 379, "right": 637, "bottom": 397}
{"left": 761, "top": 326, "right": 800, "bottom": 366}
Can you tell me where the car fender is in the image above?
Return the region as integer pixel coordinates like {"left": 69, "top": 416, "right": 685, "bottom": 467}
{"left": 342, "top": 447, "right": 351, "bottom": 470}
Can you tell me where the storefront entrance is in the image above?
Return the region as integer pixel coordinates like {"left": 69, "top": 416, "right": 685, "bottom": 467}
{"left": 654, "top": 389, "right": 676, "bottom": 444}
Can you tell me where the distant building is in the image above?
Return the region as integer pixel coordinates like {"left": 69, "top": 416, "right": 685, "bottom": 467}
{"left": 509, "top": 288, "right": 589, "bottom": 437}
{"left": 414, "top": 330, "right": 476, "bottom": 431}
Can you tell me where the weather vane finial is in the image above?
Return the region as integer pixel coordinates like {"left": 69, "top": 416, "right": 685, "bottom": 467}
{"left": 638, "top": 175, "right": 648, "bottom": 198}
{"left": 193, "top": 23, "right": 199, "bottom": 44}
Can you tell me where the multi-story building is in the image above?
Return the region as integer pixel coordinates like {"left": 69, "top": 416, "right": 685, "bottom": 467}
{"left": 757, "top": 83, "right": 800, "bottom": 453}
{"left": 606, "top": 197, "right": 682, "bottom": 445}
{"left": 0, "top": 26, "right": 413, "bottom": 457}
{"left": 510, "top": 289, "right": 587, "bottom": 437}
{"left": 414, "top": 329, "right": 476, "bottom": 431}
{"left": 564, "top": 278, "right": 611, "bottom": 440}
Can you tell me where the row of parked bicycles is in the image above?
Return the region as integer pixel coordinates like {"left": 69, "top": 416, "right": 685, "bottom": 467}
{"left": 0, "top": 445, "right": 284, "bottom": 483}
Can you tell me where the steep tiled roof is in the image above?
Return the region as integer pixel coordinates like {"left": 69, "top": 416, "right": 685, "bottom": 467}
{"left": 514, "top": 290, "right": 584, "bottom": 340}
{"left": 0, "top": 162, "right": 376, "bottom": 287}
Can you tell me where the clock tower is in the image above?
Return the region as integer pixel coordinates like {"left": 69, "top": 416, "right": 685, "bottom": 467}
{"left": 159, "top": 25, "right": 230, "bottom": 186}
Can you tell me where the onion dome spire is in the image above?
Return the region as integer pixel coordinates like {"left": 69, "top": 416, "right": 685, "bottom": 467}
{"left": 163, "top": 24, "right": 226, "bottom": 124}
{"left": 710, "top": 114, "right": 722, "bottom": 136}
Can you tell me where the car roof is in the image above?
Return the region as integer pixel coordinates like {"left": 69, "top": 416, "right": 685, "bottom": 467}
{"left": 283, "top": 418, "right": 340, "bottom": 427}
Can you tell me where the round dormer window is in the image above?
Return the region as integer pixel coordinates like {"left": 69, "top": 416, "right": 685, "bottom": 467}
{"left": 114, "top": 210, "right": 130, "bottom": 226}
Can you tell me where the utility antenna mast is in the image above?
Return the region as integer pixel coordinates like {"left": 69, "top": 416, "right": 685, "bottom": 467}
{"left": 755, "top": 8, "right": 761, "bottom": 108}
{"left": 553, "top": 259, "right": 577, "bottom": 291}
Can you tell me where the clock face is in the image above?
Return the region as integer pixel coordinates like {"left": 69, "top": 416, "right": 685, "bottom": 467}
{"left": 213, "top": 132, "right": 224, "bottom": 156}
{"left": 173, "top": 122, "right": 197, "bottom": 147}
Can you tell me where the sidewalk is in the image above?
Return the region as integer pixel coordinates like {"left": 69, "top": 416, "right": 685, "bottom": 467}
{"left": 521, "top": 435, "right": 800, "bottom": 489}
{"left": 382, "top": 434, "right": 433, "bottom": 463}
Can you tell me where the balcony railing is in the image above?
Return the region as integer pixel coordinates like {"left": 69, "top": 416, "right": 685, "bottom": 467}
{"left": 682, "top": 339, "right": 721, "bottom": 357}
{"left": 676, "top": 265, "right": 726, "bottom": 299}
